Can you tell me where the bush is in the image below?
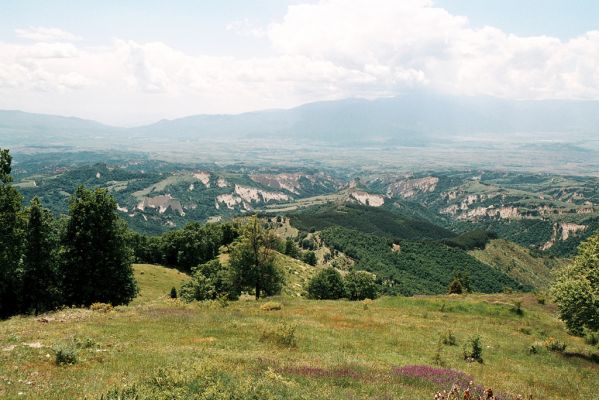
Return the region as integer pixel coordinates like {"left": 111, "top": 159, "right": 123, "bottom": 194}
{"left": 260, "top": 323, "right": 297, "bottom": 348}
{"left": 448, "top": 278, "right": 463, "bottom": 295}
{"left": 344, "top": 270, "right": 379, "bottom": 300}
{"left": 90, "top": 302, "right": 113, "bottom": 313}
{"left": 170, "top": 287, "right": 178, "bottom": 299}
{"left": 306, "top": 268, "right": 346, "bottom": 300}
{"left": 510, "top": 301, "right": 524, "bottom": 316}
{"left": 54, "top": 344, "right": 77, "bottom": 365}
{"left": 260, "top": 301, "right": 282, "bottom": 311}
{"left": 543, "top": 337, "right": 567, "bottom": 352}
{"left": 463, "top": 336, "right": 483, "bottom": 363}
{"left": 584, "top": 330, "right": 599, "bottom": 346}
{"left": 180, "top": 260, "right": 239, "bottom": 302}
{"left": 303, "top": 250, "right": 317, "bottom": 266}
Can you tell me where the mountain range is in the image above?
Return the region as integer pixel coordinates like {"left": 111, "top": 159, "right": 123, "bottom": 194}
{"left": 2, "top": 91, "right": 599, "bottom": 148}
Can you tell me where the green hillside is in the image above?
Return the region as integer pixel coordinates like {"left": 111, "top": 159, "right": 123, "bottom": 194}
{"left": 290, "top": 203, "right": 455, "bottom": 240}
{"left": 468, "top": 239, "right": 568, "bottom": 289}
{"left": 320, "top": 227, "right": 526, "bottom": 295}
{"left": 1, "top": 267, "right": 597, "bottom": 399}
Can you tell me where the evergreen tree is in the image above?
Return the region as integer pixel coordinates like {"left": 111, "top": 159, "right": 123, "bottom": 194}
{"left": 22, "top": 197, "right": 60, "bottom": 314}
{"left": 61, "top": 186, "right": 137, "bottom": 306}
{"left": 0, "top": 149, "right": 24, "bottom": 318}
{"left": 229, "top": 216, "right": 283, "bottom": 299}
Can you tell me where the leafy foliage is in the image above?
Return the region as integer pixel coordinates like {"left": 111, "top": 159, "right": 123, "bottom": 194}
{"left": 551, "top": 231, "right": 599, "bottom": 335}
{"left": 228, "top": 216, "right": 284, "bottom": 299}
{"left": 180, "top": 259, "right": 239, "bottom": 301}
{"left": 306, "top": 268, "right": 346, "bottom": 300}
{"left": 344, "top": 270, "right": 378, "bottom": 300}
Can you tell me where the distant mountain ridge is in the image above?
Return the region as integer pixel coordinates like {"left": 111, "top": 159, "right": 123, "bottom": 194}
{"left": 2, "top": 92, "right": 599, "bottom": 146}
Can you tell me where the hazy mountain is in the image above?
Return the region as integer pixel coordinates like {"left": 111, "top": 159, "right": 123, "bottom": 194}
{"left": 2, "top": 92, "right": 599, "bottom": 148}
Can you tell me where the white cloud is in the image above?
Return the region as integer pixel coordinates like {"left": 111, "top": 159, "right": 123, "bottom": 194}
{"left": 1, "top": 1, "right": 599, "bottom": 124}
{"left": 15, "top": 26, "right": 81, "bottom": 42}
{"left": 226, "top": 19, "right": 266, "bottom": 38}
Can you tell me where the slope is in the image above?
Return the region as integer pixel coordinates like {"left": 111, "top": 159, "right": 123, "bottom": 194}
{"left": 468, "top": 239, "right": 568, "bottom": 289}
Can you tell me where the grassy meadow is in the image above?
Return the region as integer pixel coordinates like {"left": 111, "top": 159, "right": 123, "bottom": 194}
{"left": 0, "top": 264, "right": 597, "bottom": 399}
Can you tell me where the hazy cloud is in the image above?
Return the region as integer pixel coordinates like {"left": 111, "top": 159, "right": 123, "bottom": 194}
{"left": 15, "top": 26, "right": 81, "bottom": 42}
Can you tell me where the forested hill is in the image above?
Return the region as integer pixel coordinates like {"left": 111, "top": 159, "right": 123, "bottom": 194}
{"left": 289, "top": 203, "right": 528, "bottom": 295}
{"left": 290, "top": 203, "right": 455, "bottom": 240}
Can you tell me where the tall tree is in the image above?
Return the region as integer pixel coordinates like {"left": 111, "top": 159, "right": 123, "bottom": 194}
{"left": 229, "top": 216, "right": 283, "bottom": 299}
{"left": 22, "top": 197, "right": 60, "bottom": 314}
{"left": 61, "top": 186, "right": 137, "bottom": 306}
{"left": 0, "top": 149, "right": 24, "bottom": 318}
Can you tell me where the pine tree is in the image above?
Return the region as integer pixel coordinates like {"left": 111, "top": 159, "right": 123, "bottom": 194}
{"left": 0, "top": 149, "right": 24, "bottom": 318}
{"left": 22, "top": 197, "right": 60, "bottom": 314}
{"left": 61, "top": 186, "right": 138, "bottom": 307}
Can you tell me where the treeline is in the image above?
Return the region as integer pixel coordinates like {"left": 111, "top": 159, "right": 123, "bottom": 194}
{"left": 128, "top": 222, "right": 239, "bottom": 272}
{"left": 0, "top": 149, "right": 137, "bottom": 318}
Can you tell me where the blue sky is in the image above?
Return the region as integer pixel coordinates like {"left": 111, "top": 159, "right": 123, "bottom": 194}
{"left": 0, "top": 1, "right": 598, "bottom": 125}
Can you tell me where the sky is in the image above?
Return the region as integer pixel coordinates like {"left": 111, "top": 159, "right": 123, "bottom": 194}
{"left": 0, "top": 0, "right": 598, "bottom": 126}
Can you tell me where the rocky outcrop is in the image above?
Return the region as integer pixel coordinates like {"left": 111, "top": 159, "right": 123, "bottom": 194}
{"left": 193, "top": 172, "right": 211, "bottom": 187}
{"left": 234, "top": 185, "right": 289, "bottom": 203}
{"left": 137, "top": 194, "right": 184, "bottom": 216}
{"left": 349, "top": 191, "right": 385, "bottom": 207}
{"left": 444, "top": 205, "right": 522, "bottom": 221}
{"left": 215, "top": 185, "right": 289, "bottom": 210}
{"left": 541, "top": 222, "right": 587, "bottom": 250}
{"left": 387, "top": 176, "right": 439, "bottom": 198}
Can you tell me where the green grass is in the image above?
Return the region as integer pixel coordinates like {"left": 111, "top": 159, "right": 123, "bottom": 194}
{"left": 0, "top": 265, "right": 597, "bottom": 399}
{"left": 469, "top": 239, "right": 569, "bottom": 289}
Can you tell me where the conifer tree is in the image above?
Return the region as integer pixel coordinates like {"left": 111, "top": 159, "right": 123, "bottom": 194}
{"left": 61, "top": 186, "right": 137, "bottom": 306}
{"left": 22, "top": 197, "right": 60, "bottom": 314}
{"left": 0, "top": 149, "right": 24, "bottom": 318}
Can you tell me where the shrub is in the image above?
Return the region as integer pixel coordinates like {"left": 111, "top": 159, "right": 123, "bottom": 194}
{"left": 535, "top": 292, "right": 546, "bottom": 305}
{"left": 170, "top": 287, "right": 177, "bottom": 299}
{"left": 344, "top": 270, "right": 379, "bottom": 300}
{"left": 260, "top": 323, "right": 297, "bottom": 348}
{"left": 306, "top": 267, "right": 346, "bottom": 300}
{"left": 260, "top": 301, "right": 282, "bottom": 311}
{"left": 463, "top": 336, "right": 483, "bottom": 363}
{"left": 74, "top": 336, "right": 97, "bottom": 349}
{"left": 543, "top": 337, "right": 566, "bottom": 352}
{"left": 54, "top": 344, "right": 77, "bottom": 366}
{"left": 180, "top": 260, "right": 239, "bottom": 302}
{"left": 303, "top": 250, "right": 317, "bottom": 266}
{"left": 528, "top": 343, "right": 541, "bottom": 355}
{"left": 441, "top": 330, "right": 457, "bottom": 346}
{"left": 448, "top": 278, "right": 463, "bottom": 295}
{"left": 510, "top": 301, "right": 524, "bottom": 316}
{"left": 584, "top": 330, "right": 599, "bottom": 346}
{"left": 90, "top": 302, "right": 113, "bottom": 313}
